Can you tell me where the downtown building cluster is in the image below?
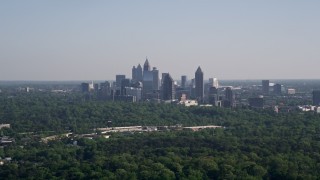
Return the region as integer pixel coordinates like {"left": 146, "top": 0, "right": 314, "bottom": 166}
{"left": 80, "top": 58, "right": 320, "bottom": 111}
{"left": 80, "top": 58, "right": 230, "bottom": 106}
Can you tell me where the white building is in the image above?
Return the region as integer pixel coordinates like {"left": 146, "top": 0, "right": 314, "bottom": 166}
{"left": 0, "top": 124, "right": 10, "bottom": 129}
{"left": 213, "top": 78, "right": 219, "bottom": 88}
{"left": 125, "top": 87, "right": 142, "bottom": 102}
{"left": 287, "top": 89, "right": 296, "bottom": 95}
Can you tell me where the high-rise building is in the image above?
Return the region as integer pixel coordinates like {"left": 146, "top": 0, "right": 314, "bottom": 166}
{"left": 195, "top": 66, "right": 204, "bottom": 103}
{"left": 262, "top": 80, "right": 269, "bottom": 94}
{"left": 143, "top": 71, "right": 155, "bottom": 99}
{"left": 94, "top": 83, "right": 99, "bottom": 92}
{"left": 273, "top": 84, "right": 282, "bottom": 95}
{"left": 89, "top": 81, "right": 94, "bottom": 91}
{"left": 312, "top": 90, "right": 320, "bottom": 106}
{"left": 100, "top": 81, "right": 110, "bottom": 93}
{"left": 208, "top": 87, "right": 218, "bottom": 105}
{"left": 161, "top": 73, "right": 168, "bottom": 86}
{"left": 132, "top": 66, "right": 137, "bottom": 82}
{"left": 224, "top": 87, "right": 235, "bottom": 108}
{"left": 136, "top": 64, "right": 143, "bottom": 82}
{"left": 162, "top": 73, "right": 175, "bottom": 101}
{"left": 98, "top": 81, "right": 111, "bottom": 100}
{"left": 181, "top": 75, "right": 187, "bottom": 88}
{"left": 213, "top": 78, "right": 219, "bottom": 88}
{"left": 125, "top": 87, "right": 142, "bottom": 101}
{"left": 143, "top": 58, "right": 153, "bottom": 99}
{"left": 116, "top": 75, "right": 126, "bottom": 89}
{"left": 81, "top": 83, "right": 90, "bottom": 93}
{"left": 81, "top": 81, "right": 94, "bottom": 93}
{"left": 152, "top": 67, "right": 159, "bottom": 91}
{"left": 132, "top": 64, "right": 143, "bottom": 82}
{"left": 143, "top": 58, "right": 151, "bottom": 71}
{"left": 121, "top": 78, "right": 131, "bottom": 95}
{"left": 209, "top": 78, "right": 214, "bottom": 87}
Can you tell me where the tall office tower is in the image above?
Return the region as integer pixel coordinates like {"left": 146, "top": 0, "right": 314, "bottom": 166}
{"left": 100, "top": 81, "right": 111, "bottom": 95}
{"left": 81, "top": 83, "right": 90, "bottom": 93}
{"left": 161, "top": 73, "right": 169, "bottom": 86}
{"left": 132, "top": 66, "right": 137, "bottom": 82}
{"left": 206, "top": 78, "right": 214, "bottom": 98}
{"left": 262, "top": 80, "right": 269, "bottom": 94}
{"left": 152, "top": 67, "right": 159, "bottom": 91}
{"left": 162, "top": 73, "right": 175, "bottom": 101}
{"left": 225, "top": 87, "right": 235, "bottom": 107}
{"left": 143, "top": 58, "right": 151, "bottom": 71}
{"left": 116, "top": 75, "right": 126, "bottom": 89}
{"left": 99, "top": 81, "right": 111, "bottom": 100}
{"left": 312, "top": 90, "right": 320, "bottom": 106}
{"left": 121, "top": 78, "right": 131, "bottom": 95}
{"left": 94, "top": 83, "right": 99, "bottom": 92}
{"left": 181, "top": 75, "right": 187, "bottom": 88}
{"left": 209, "top": 78, "right": 214, "bottom": 87}
{"left": 208, "top": 87, "right": 218, "bottom": 105}
{"left": 190, "top": 78, "right": 196, "bottom": 98}
{"left": 136, "top": 64, "right": 143, "bottom": 82}
{"left": 273, "top": 84, "right": 282, "bottom": 95}
{"left": 195, "top": 66, "right": 204, "bottom": 103}
{"left": 89, "top": 81, "right": 94, "bottom": 91}
{"left": 143, "top": 69, "right": 153, "bottom": 99}
{"left": 213, "top": 78, "right": 219, "bottom": 88}
{"left": 191, "top": 78, "right": 195, "bottom": 88}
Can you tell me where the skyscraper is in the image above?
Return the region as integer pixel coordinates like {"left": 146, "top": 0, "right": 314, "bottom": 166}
{"left": 161, "top": 73, "right": 168, "bottom": 86}
{"left": 143, "top": 59, "right": 153, "bottom": 99}
{"left": 181, "top": 75, "right": 187, "bottom": 88}
{"left": 312, "top": 90, "right": 320, "bottom": 106}
{"left": 116, "top": 75, "right": 126, "bottom": 89}
{"left": 195, "top": 66, "right": 204, "bottom": 103}
{"left": 209, "top": 78, "right": 214, "bottom": 87}
{"left": 152, "top": 67, "right": 159, "bottom": 91}
{"left": 224, "top": 87, "right": 235, "bottom": 107}
{"left": 132, "top": 66, "right": 137, "bottom": 82}
{"left": 162, "top": 73, "right": 175, "bottom": 101}
{"left": 81, "top": 83, "right": 90, "bottom": 93}
{"left": 273, "top": 84, "right": 282, "bottom": 95}
{"left": 262, "top": 80, "right": 269, "bottom": 94}
{"left": 208, "top": 86, "right": 218, "bottom": 105}
{"left": 143, "top": 58, "right": 151, "bottom": 71}
{"left": 99, "top": 81, "right": 111, "bottom": 100}
{"left": 136, "top": 64, "right": 143, "bottom": 82}
{"left": 121, "top": 78, "right": 131, "bottom": 95}
{"left": 213, "top": 78, "right": 219, "bottom": 88}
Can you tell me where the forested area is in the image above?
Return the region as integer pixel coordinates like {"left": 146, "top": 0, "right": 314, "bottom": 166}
{"left": 1, "top": 92, "right": 320, "bottom": 179}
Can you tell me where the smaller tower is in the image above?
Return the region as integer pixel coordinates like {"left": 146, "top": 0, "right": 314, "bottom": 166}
{"left": 162, "top": 73, "right": 175, "bottom": 101}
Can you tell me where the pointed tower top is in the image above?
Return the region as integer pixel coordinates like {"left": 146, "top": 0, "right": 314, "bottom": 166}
{"left": 196, "top": 66, "right": 203, "bottom": 73}
{"left": 143, "top": 58, "right": 151, "bottom": 71}
{"left": 137, "top": 64, "right": 142, "bottom": 68}
{"left": 166, "top": 73, "right": 173, "bottom": 81}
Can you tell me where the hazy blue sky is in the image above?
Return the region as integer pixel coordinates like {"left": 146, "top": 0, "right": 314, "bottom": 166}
{"left": 1, "top": 1, "right": 319, "bottom": 80}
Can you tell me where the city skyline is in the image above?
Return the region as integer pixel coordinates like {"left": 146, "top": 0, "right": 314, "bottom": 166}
{"left": 1, "top": 1, "right": 320, "bottom": 80}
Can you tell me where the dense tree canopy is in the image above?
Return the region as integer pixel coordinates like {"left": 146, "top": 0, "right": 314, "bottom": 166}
{"left": 0, "top": 92, "right": 320, "bottom": 179}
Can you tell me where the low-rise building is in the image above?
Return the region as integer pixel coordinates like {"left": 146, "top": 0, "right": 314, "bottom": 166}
{"left": 0, "top": 124, "right": 10, "bottom": 129}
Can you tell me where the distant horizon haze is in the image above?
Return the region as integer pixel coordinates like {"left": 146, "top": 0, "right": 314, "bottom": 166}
{"left": 1, "top": 1, "right": 319, "bottom": 80}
